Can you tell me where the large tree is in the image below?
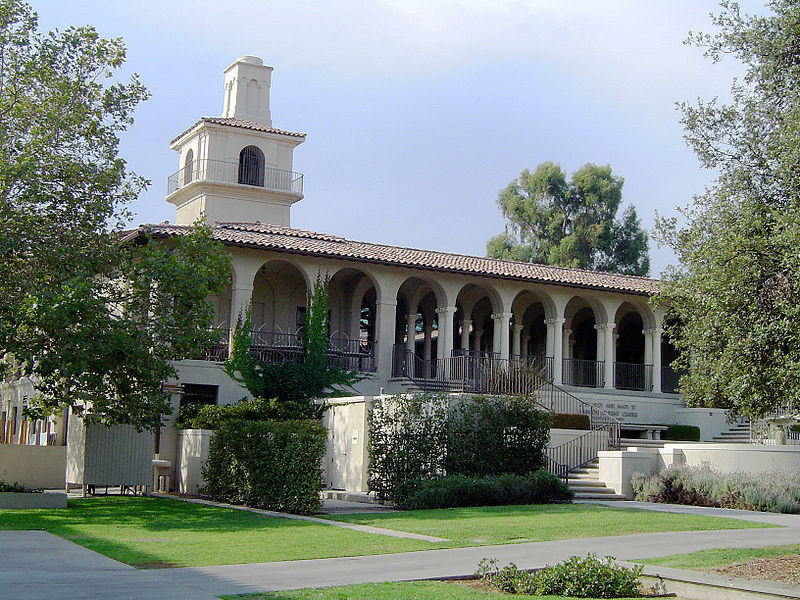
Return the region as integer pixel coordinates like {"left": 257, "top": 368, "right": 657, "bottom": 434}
{"left": 655, "top": 0, "right": 800, "bottom": 418}
{"left": 486, "top": 162, "right": 650, "bottom": 276}
{"left": 0, "top": 0, "right": 230, "bottom": 430}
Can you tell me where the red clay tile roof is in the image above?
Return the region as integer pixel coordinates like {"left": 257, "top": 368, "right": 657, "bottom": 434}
{"left": 170, "top": 117, "right": 306, "bottom": 145}
{"left": 137, "top": 222, "right": 660, "bottom": 296}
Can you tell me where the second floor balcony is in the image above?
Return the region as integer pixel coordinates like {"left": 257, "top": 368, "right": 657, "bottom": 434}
{"left": 167, "top": 158, "right": 304, "bottom": 196}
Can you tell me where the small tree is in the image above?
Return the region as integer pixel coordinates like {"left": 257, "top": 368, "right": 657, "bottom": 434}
{"left": 222, "top": 273, "right": 359, "bottom": 419}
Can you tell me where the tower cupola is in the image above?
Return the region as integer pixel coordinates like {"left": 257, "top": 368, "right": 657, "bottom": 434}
{"left": 165, "top": 58, "right": 306, "bottom": 227}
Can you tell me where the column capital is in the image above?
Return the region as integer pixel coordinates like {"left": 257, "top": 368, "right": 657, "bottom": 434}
{"left": 544, "top": 317, "right": 565, "bottom": 326}
{"left": 435, "top": 306, "right": 456, "bottom": 315}
{"left": 512, "top": 323, "right": 524, "bottom": 333}
{"left": 594, "top": 322, "right": 616, "bottom": 331}
{"left": 491, "top": 312, "right": 513, "bottom": 320}
{"left": 461, "top": 318, "right": 472, "bottom": 325}
{"left": 642, "top": 327, "right": 663, "bottom": 336}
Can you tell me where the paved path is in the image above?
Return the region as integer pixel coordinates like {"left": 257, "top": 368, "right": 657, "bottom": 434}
{"left": 4, "top": 502, "right": 800, "bottom": 599}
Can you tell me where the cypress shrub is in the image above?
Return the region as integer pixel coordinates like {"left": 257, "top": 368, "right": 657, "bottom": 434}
{"left": 202, "top": 419, "right": 326, "bottom": 514}
{"left": 661, "top": 424, "right": 701, "bottom": 441}
{"left": 551, "top": 413, "right": 591, "bottom": 430}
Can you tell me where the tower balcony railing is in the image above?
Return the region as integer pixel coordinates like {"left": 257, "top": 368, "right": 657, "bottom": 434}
{"left": 167, "top": 159, "right": 304, "bottom": 196}
{"left": 562, "top": 358, "right": 605, "bottom": 388}
{"left": 614, "top": 362, "right": 653, "bottom": 392}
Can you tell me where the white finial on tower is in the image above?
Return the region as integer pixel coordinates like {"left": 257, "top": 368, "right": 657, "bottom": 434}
{"left": 222, "top": 56, "right": 273, "bottom": 125}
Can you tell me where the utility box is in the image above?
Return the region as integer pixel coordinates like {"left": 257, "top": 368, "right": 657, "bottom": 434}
{"left": 66, "top": 416, "right": 153, "bottom": 491}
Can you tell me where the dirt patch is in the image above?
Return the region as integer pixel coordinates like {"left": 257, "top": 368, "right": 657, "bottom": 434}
{"left": 711, "top": 554, "right": 800, "bottom": 585}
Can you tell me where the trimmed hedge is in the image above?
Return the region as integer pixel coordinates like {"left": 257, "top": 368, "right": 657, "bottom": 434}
{"left": 396, "top": 471, "right": 573, "bottom": 510}
{"left": 551, "top": 413, "right": 591, "bottom": 430}
{"left": 661, "top": 424, "right": 701, "bottom": 441}
{"left": 202, "top": 419, "right": 326, "bottom": 514}
{"left": 179, "top": 397, "right": 317, "bottom": 429}
{"left": 368, "top": 393, "right": 552, "bottom": 502}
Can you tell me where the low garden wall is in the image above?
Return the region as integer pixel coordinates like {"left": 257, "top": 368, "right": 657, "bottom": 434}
{"left": 0, "top": 444, "right": 66, "bottom": 489}
{"left": 177, "top": 429, "right": 214, "bottom": 495}
{"left": 598, "top": 442, "right": 800, "bottom": 498}
{"left": 0, "top": 491, "right": 67, "bottom": 509}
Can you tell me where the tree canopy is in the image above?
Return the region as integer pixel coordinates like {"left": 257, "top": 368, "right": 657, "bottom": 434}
{"left": 486, "top": 162, "right": 650, "bottom": 276}
{"left": 0, "top": 0, "right": 230, "bottom": 430}
{"left": 655, "top": 0, "right": 800, "bottom": 418}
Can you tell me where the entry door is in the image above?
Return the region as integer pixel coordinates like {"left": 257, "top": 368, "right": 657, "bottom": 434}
{"left": 328, "top": 406, "right": 349, "bottom": 490}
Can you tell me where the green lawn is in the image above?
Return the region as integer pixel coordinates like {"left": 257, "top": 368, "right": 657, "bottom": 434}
{"left": 323, "top": 503, "right": 771, "bottom": 546}
{"left": 0, "top": 496, "right": 431, "bottom": 567}
{"left": 636, "top": 544, "right": 800, "bottom": 570}
{"left": 0, "top": 497, "right": 773, "bottom": 569}
{"left": 221, "top": 581, "right": 641, "bottom": 600}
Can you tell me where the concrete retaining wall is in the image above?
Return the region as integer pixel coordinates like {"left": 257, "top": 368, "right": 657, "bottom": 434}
{"left": 0, "top": 444, "right": 66, "bottom": 489}
{"left": 0, "top": 491, "right": 67, "bottom": 509}
{"left": 177, "top": 429, "right": 214, "bottom": 495}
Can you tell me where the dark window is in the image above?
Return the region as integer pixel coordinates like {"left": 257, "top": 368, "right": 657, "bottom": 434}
{"left": 11, "top": 407, "right": 17, "bottom": 434}
{"left": 296, "top": 306, "right": 306, "bottom": 335}
{"left": 181, "top": 384, "right": 219, "bottom": 408}
{"left": 183, "top": 149, "right": 194, "bottom": 184}
{"left": 238, "top": 145, "right": 265, "bottom": 186}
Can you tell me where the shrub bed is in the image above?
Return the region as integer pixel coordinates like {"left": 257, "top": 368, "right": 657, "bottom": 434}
{"left": 477, "top": 554, "right": 642, "bottom": 598}
{"left": 661, "top": 424, "right": 701, "bottom": 441}
{"left": 368, "top": 393, "right": 552, "bottom": 503}
{"left": 202, "top": 418, "right": 326, "bottom": 514}
{"left": 395, "top": 471, "right": 573, "bottom": 510}
{"left": 631, "top": 464, "right": 800, "bottom": 513}
{"left": 551, "top": 412, "right": 591, "bottom": 430}
{"left": 0, "top": 480, "right": 41, "bottom": 493}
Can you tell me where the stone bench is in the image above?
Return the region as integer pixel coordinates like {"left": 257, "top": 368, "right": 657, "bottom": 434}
{"left": 620, "top": 424, "right": 669, "bottom": 440}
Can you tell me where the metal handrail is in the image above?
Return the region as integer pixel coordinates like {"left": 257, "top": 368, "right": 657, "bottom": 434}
{"left": 167, "top": 158, "right": 303, "bottom": 195}
{"left": 510, "top": 354, "right": 554, "bottom": 381}
{"left": 546, "top": 429, "right": 610, "bottom": 481}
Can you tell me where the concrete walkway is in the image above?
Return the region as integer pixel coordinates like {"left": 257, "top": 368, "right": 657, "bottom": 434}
{"left": 3, "top": 502, "right": 800, "bottom": 599}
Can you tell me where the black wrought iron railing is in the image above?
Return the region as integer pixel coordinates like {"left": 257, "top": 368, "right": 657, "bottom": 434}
{"left": 661, "top": 365, "right": 681, "bottom": 394}
{"left": 167, "top": 159, "right": 303, "bottom": 195}
{"left": 200, "top": 329, "right": 229, "bottom": 361}
{"left": 614, "top": 362, "right": 653, "bottom": 391}
{"left": 199, "top": 330, "right": 376, "bottom": 373}
{"left": 546, "top": 429, "right": 610, "bottom": 480}
{"left": 510, "top": 354, "right": 554, "bottom": 381}
{"left": 562, "top": 358, "right": 604, "bottom": 388}
{"left": 535, "top": 380, "right": 620, "bottom": 449}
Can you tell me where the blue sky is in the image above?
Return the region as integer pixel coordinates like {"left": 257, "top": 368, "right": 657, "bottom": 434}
{"left": 34, "top": 1, "right": 764, "bottom": 277}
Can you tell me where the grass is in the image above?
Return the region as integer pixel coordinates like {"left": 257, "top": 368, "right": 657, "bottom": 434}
{"left": 636, "top": 544, "right": 800, "bottom": 570}
{"left": 323, "top": 503, "right": 772, "bottom": 546}
{"left": 0, "top": 496, "right": 431, "bottom": 568}
{"left": 0, "top": 497, "right": 773, "bottom": 569}
{"left": 220, "top": 581, "right": 642, "bottom": 600}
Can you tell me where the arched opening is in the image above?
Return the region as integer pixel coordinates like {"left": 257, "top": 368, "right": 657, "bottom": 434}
{"left": 238, "top": 145, "right": 265, "bottom": 186}
{"left": 328, "top": 268, "right": 378, "bottom": 372}
{"left": 395, "top": 277, "right": 445, "bottom": 379}
{"left": 615, "top": 306, "right": 648, "bottom": 390}
{"left": 661, "top": 318, "right": 682, "bottom": 393}
{"left": 564, "top": 298, "right": 601, "bottom": 387}
{"left": 183, "top": 149, "right": 194, "bottom": 185}
{"left": 455, "top": 283, "right": 502, "bottom": 358}
{"left": 249, "top": 260, "right": 308, "bottom": 363}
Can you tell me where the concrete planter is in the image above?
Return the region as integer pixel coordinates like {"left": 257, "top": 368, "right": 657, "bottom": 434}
{"left": 0, "top": 491, "right": 67, "bottom": 509}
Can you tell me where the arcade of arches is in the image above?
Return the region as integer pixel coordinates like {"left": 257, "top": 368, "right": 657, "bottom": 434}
{"left": 208, "top": 254, "right": 677, "bottom": 394}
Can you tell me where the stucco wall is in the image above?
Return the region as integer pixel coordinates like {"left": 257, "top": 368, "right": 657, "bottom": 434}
{"left": 177, "top": 429, "right": 214, "bottom": 495}
{"left": 0, "top": 444, "right": 66, "bottom": 489}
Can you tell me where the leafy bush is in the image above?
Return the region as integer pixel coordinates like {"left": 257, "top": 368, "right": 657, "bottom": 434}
{"left": 551, "top": 413, "right": 591, "bottom": 430}
{"left": 631, "top": 464, "right": 800, "bottom": 513}
{"left": 661, "top": 424, "right": 701, "bottom": 441}
{"left": 395, "top": 471, "right": 573, "bottom": 510}
{"left": 0, "top": 480, "right": 41, "bottom": 493}
{"left": 179, "top": 396, "right": 317, "bottom": 429}
{"left": 478, "top": 554, "right": 642, "bottom": 598}
{"left": 368, "top": 393, "right": 551, "bottom": 502}
{"left": 202, "top": 419, "right": 326, "bottom": 514}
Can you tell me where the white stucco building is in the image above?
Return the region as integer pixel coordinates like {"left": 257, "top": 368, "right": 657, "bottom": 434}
{"left": 2, "top": 57, "right": 741, "bottom": 491}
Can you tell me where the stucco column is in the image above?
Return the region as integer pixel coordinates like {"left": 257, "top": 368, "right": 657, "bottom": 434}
{"left": 492, "top": 312, "right": 512, "bottom": 361}
{"left": 473, "top": 328, "right": 482, "bottom": 354}
{"left": 596, "top": 322, "right": 616, "bottom": 389}
{"left": 545, "top": 317, "right": 565, "bottom": 385}
{"left": 229, "top": 285, "right": 253, "bottom": 347}
{"left": 643, "top": 329, "right": 654, "bottom": 366}
{"left": 423, "top": 323, "right": 433, "bottom": 362}
{"left": 460, "top": 319, "right": 471, "bottom": 351}
{"left": 652, "top": 327, "right": 663, "bottom": 393}
{"left": 512, "top": 324, "right": 523, "bottom": 357}
{"left": 406, "top": 312, "right": 417, "bottom": 355}
{"left": 436, "top": 306, "right": 456, "bottom": 360}
{"left": 521, "top": 334, "right": 530, "bottom": 358}
{"left": 562, "top": 328, "right": 572, "bottom": 360}
{"left": 348, "top": 306, "right": 362, "bottom": 343}
{"left": 375, "top": 300, "right": 397, "bottom": 381}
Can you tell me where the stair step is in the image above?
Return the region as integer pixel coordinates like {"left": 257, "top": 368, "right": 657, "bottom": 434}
{"left": 568, "top": 485, "right": 620, "bottom": 494}
{"left": 567, "top": 481, "right": 607, "bottom": 489}
{"left": 574, "top": 492, "right": 627, "bottom": 500}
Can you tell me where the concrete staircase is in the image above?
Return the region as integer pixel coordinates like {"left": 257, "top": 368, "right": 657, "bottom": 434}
{"left": 566, "top": 460, "right": 626, "bottom": 500}
{"left": 619, "top": 437, "right": 667, "bottom": 450}
{"left": 712, "top": 420, "right": 751, "bottom": 443}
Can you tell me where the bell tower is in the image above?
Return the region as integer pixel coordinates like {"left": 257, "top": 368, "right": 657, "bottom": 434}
{"left": 166, "top": 57, "right": 306, "bottom": 227}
